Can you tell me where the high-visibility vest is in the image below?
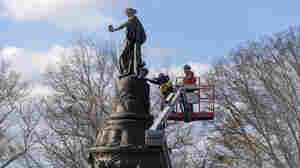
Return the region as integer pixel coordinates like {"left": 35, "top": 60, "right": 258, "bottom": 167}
{"left": 160, "top": 80, "right": 172, "bottom": 94}
{"left": 183, "top": 71, "right": 196, "bottom": 84}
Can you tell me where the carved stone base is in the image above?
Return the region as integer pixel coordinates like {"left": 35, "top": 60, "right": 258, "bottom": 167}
{"left": 89, "top": 146, "right": 167, "bottom": 168}
{"left": 89, "top": 76, "right": 163, "bottom": 168}
{"left": 95, "top": 119, "right": 152, "bottom": 147}
{"left": 94, "top": 76, "right": 153, "bottom": 147}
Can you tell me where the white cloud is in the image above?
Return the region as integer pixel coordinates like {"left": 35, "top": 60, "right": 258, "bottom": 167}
{"left": 1, "top": 0, "right": 136, "bottom": 31}
{"left": 0, "top": 45, "right": 75, "bottom": 96}
{"left": 0, "top": 45, "right": 71, "bottom": 80}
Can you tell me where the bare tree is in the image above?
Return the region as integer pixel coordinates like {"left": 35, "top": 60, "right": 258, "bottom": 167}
{"left": 37, "top": 39, "right": 117, "bottom": 168}
{"left": 166, "top": 123, "right": 219, "bottom": 168}
{"left": 0, "top": 55, "right": 41, "bottom": 168}
{"left": 4, "top": 99, "right": 45, "bottom": 168}
{"left": 209, "top": 26, "right": 300, "bottom": 168}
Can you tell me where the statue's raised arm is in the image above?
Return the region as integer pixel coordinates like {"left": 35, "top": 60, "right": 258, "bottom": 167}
{"left": 108, "top": 8, "right": 147, "bottom": 78}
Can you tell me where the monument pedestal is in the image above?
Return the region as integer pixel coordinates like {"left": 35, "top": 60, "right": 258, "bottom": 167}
{"left": 88, "top": 76, "right": 168, "bottom": 168}
{"left": 89, "top": 146, "right": 167, "bottom": 168}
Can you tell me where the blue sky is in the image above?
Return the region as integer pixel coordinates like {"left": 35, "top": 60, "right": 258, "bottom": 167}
{"left": 0, "top": 0, "right": 300, "bottom": 78}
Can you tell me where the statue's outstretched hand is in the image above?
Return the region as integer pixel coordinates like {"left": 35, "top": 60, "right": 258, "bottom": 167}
{"left": 108, "top": 25, "right": 114, "bottom": 32}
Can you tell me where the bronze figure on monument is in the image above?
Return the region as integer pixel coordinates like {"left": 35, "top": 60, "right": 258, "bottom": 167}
{"left": 108, "top": 8, "right": 147, "bottom": 78}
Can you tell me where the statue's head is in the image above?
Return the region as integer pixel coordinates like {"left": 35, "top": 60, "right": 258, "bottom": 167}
{"left": 125, "top": 8, "right": 137, "bottom": 17}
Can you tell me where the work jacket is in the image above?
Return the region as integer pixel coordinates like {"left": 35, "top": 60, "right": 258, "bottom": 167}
{"left": 183, "top": 71, "right": 196, "bottom": 84}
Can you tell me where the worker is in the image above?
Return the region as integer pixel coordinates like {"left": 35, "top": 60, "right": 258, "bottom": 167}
{"left": 183, "top": 64, "right": 196, "bottom": 112}
{"left": 146, "top": 73, "right": 174, "bottom": 111}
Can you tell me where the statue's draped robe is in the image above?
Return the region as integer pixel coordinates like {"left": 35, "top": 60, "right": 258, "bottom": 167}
{"left": 119, "top": 16, "right": 146, "bottom": 76}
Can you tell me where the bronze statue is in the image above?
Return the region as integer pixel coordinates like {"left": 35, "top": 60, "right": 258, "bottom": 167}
{"left": 109, "top": 8, "right": 147, "bottom": 78}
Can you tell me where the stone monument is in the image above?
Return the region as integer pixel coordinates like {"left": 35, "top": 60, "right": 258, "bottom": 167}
{"left": 88, "top": 8, "right": 170, "bottom": 168}
{"left": 89, "top": 75, "right": 171, "bottom": 168}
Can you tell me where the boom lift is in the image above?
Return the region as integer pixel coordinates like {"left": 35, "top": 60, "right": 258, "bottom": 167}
{"left": 146, "top": 76, "right": 216, "bottom": 168}
{"left": 168, "top": 77, "right": 215, "bottom": 122}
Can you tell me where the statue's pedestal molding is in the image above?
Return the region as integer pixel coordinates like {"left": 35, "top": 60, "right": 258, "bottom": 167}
{"left": 88, "top": 76, "right": 168, "bottom": 168}
{"left": 89, "top": 145, "right": 165, "bottom": 168}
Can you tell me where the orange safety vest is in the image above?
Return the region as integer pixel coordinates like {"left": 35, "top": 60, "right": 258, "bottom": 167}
{"left": 183, "top": 71, "right": 196, "bottom": 84}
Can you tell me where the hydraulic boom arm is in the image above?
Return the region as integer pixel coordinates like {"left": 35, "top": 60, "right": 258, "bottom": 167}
{"left": 149, "top": 88, "right": 183, "bottom": 130}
